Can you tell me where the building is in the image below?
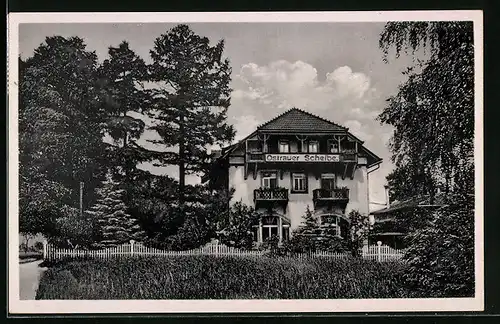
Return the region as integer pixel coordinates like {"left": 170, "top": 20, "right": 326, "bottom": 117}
{"left": 206, "top": 108, "right": 383, "bottom": 244}
{"left": 369, "top": 188, "right": 448, "bottom": 249}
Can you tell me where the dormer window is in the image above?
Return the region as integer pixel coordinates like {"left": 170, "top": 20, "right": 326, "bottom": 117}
{"left": 308, "top": 141, "right": 319, "bottom": 153}
{"left": 279, "top": 141, "right": 290, "bottom": 153}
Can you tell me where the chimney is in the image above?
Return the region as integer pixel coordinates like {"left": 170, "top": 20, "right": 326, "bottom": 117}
{"left": 384, "top": 185, "right": 390, "bottom": 208}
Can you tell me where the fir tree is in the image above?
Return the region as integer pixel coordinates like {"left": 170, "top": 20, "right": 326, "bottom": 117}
{"left": 98, "top": 41, "right": 155, "bottom": 184}
{"left": 88, "top": 174, "right": 146, "bottom": 247}
{"left": 148, "top": 24, "right": 235, "bottom": 206}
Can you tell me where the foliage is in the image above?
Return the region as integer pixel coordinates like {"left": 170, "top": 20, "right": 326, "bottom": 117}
{"left": 36, "top": 256, "right": 411, "bottom": 299}
{"left": 144, "top": 185, "right": 234, "bottom": 250}
{"left": 19, "top": 36, "right": 110, "bottom": 237}
{"left": 97, "top": 41, "right": 156, "bottom": 183}
{"left": 347, "top": 210, "right": 370, "bottom": 257}
{"left": 147, "top": 24, "right": 235, "bottom": 205}
{"left": 378, "top": 22, "right": 475, "bottom": 297}
{"left": 218, "top": 200, "right": 259, "bottom": 250}
{"left": 87, "top": 174, "right": 146, "bottom": 247}
{"left": 53, "top": 207, "right": 101, "bottom": 249}
{"left": 379, "top": 22, "right": 474, "bottom": 201}
{"left": 287, "top": 206, "right": 348, "bottom": 253}
{"left": 402, "top": 194, "right": 474, "bottom": 297}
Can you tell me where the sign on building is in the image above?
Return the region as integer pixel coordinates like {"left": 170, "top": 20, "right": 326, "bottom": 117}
{"left": 264, "top": 154, "right": 340, "bottom": 162}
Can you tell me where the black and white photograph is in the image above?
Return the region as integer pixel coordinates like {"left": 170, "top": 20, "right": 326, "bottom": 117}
{"left": 8, "top": 11, "right": 483, "bottom": 313}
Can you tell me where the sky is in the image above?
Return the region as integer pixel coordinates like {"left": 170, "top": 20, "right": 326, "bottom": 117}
{"left": 19, "top": 22, "right": 416, "bottom": 210}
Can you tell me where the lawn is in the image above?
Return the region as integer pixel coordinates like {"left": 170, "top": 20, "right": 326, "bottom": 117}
{"left": 36, "top": 255, "right": 413, "bottom": 299}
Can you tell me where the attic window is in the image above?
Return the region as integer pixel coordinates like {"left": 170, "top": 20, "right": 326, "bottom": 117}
{"left": 308, "top": 141, "right": 319, "bottom": 153}
{"left": 279, "top": 141, "right": 290, "bottom": 153}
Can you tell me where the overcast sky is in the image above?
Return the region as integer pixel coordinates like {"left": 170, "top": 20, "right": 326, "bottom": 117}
{"left": 19, "top": 22, "right": 417, "bottom": 210}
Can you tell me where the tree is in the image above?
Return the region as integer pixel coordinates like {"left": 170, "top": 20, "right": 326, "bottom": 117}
{"left": 87, "top": 174, "right": 146, "bottom": 247}
{"left": 287, "top": 206, "right": 347, "bottom": 253}
{"left": 19, "top": 36, "right": 109, "bottom": 237}
{"left": 54, "top": 207, "right": 100, "bottom": 249}
{"left": 347, "top": 210, "right": 369, "bottom": 257}
{"left": 379, "top": 22, "right": 475, "bottom": 296}
{"left": 163, "top": 185, "right": 234, "bottom": 250}
{"left": 218, "top": 200, "right": 259, "bottom": 250}
{"left": 98, "top": 41, "right": 155, "bottom": 184}
{"left": 403, "top": 194, "right": 474, "bottom": 297}
{"left": 148, "top": 24, "right": 235, "bottom": 206}
{"left": 378, "top": 22, "right": 474, "bottom": 202}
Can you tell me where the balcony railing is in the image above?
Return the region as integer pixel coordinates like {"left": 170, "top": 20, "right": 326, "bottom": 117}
{"left": 313, "top": 188, "right": 350, "bottom": 202}
{"left": 254, "top": 187, "right": 289, "bottom": 202}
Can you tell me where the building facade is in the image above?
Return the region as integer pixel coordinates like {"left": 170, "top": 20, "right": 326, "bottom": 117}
{"left": 207, "top": 108, "right": 383, "bottom": 244}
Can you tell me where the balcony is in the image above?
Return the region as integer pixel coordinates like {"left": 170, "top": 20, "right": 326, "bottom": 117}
{"left": 253, "top": 187, "right": 289, "bottom": 210}
{"left": 313, "top": 188, "right": 350, "bottom": 207}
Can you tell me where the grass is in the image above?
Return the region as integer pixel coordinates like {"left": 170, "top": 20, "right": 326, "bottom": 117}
{"left": 36, "top": 256, "right": 413, "bottom": 299}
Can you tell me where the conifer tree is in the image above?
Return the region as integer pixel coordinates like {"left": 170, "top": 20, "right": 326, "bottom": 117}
{"left": 88, "top": 174, "right": 146, "bottom": 247}
{"left": 98, "top": 41, "right": 155, "bottom": 184}
{"left": 148, "top": 24, "right": 235, "bottom": 206}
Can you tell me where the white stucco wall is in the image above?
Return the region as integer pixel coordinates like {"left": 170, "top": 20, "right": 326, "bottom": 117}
{"left": 229, "top": 164, "right": 370, "bottom": 231}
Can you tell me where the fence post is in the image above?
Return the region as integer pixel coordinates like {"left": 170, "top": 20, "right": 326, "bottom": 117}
{"left": 42, "top": 240, "right": 48, "bottom": 260}
{"left": 377, "top": 241, "right": 382, "bottom": 262}
{"left": 130, "top": 240, "right": 135, "bottom": 257}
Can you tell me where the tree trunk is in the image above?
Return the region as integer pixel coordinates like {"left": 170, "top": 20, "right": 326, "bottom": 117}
{"left": 178, "top": 107, "right": 185, "bottom": 206}
{"left": 123, "top": 111, "right": 129, "bottom": 183}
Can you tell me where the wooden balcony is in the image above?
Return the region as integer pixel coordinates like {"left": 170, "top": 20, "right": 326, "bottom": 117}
{"left": 313, "top": 188, "right": 350, "bottom": 207}
{"left": 253, "top": 187, "right": 289, "bottom": 210}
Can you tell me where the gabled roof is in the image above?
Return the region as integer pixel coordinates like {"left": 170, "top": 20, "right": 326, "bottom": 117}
{"left": 370, "top": 193, "right": 449, "bottom": 215}
{"left": 257, "top": 108, "right": 347, "bottom": 133}
{"left": 214, "top": 107, "right": 383, "bottom": 167}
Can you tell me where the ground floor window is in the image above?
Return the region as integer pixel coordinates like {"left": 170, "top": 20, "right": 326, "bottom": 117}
{"left": 319, "top": 214, "right": 349, "bottom": 238}
{"left": 252, "top": 216, "right": 291, "bottom": 243}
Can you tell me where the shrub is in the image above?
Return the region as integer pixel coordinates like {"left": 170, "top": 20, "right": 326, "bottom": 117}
{"left": 402, "top": 194, "right": 474, "bottom": 297}
{"left": 36, "top": 256, "right": 410, "bottom": 299}
{"left": 218, "top": 201, "right": 259, "bottom": 250}
{"left": 287, "top": 206, "right": 350, "bottom": 254}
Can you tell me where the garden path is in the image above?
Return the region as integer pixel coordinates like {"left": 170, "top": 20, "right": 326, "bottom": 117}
{"left": 19, "top": 259, "right": 47, "bottom": 300}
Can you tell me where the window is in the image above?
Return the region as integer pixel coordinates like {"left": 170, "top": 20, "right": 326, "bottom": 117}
{"left": 262, "top": 216, "right": 279, "bottom": 242}
{"left": 290, "top": 141, "right": 298, "bottom": 153}
{"left": 282, "top": 226, "right": 290, "bottom": 242}
{"left": 279, "top": 141, "right": 289, "bottom": 153}
{"left": 328, "top": 140, "right": 339, "bottom": 153}
{"left": 292, "top": 173, "right": 307, "bottom": 192}
{"left": 321, "top": 215, "right": 339, "bottom": 236}
{"left": 321, "top": 173, "right": 336, "bottom": 190}
{"left": 308, "top": 141, "right": 319, "bottom": 153}
{"left": 262, "top": 171, "right": 278, "bottom": 188}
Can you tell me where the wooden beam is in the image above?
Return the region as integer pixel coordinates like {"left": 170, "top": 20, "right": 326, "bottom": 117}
{"left": 350, "top": 164, "right": 356, "bottom": 180}
{"left": 244, "top": 163, "right": 248, "bottom": 180}
{"left": 253, "top": 163, "right": 258, "bottom": 180}
{"left": 342, "top": 163, "right": 348, "bottom": 180}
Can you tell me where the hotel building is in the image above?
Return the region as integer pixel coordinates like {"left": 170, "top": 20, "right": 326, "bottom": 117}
{"left": 206, "top": 108, "right": 383, "bottom": 244}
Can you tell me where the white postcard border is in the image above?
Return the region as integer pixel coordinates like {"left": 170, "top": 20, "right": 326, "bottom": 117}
{"left": 7, "top": 10, "right": 484, "bottom": 314}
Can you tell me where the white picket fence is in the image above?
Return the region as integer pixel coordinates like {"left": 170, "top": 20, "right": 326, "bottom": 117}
{"left": 43, "top": 240, "right": 405, "bottom": 262}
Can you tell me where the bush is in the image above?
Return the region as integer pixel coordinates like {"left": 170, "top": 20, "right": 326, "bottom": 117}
{"left": 36, "top": 256, "right": 410, "bottom": 299}
{"left": 403, "top": 194, "right": 474, "bottom": 297}
{"left": 218, "top": 201, "right": 259, "bottom": 250}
